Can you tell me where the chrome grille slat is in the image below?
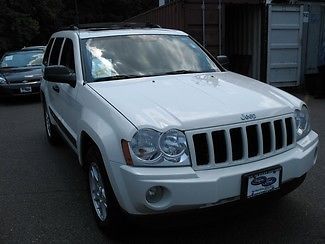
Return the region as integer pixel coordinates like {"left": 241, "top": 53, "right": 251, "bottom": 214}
{"left": 242, "top": 127, "right": 249, "bottom": 160}
{"left": 281, "top": 119, "right": 288, "bottom": 147}
{"left": 257, "top": 124, "right": 263, "bottom": 156}
{"left": 225, "top": 129, "right": 232, "bottom": 162}
{"left": 188, "top": 115, "right": 296, "bottom": 170}
{"left": 270, "top": 121, "right": 276, "bottom": 152}
{"left": 207, "top": 132, "right": 215, "bottom": 165}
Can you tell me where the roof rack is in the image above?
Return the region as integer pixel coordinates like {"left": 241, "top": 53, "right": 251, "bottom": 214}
{"left": 59, "top": 22, "right": 161, "bottom": 31}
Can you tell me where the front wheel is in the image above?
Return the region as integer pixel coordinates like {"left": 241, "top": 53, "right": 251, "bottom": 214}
{"left": 86, "top": 146, "right": 122, "bottom": 230}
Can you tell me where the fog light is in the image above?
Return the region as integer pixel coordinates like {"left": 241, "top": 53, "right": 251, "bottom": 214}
{"left": 146, "top": 186, "right": 164, "bottom": 203}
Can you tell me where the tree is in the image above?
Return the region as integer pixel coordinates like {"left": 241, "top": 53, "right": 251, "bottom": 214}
{"left": 0, "top": 0, "right": 158, "bottom": 56}
{"left": 0, "top": 0, "right": 64, "bottom": 54}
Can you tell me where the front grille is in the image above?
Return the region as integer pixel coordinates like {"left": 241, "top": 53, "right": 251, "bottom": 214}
{"left": 246, "top": 125, "right": 258, "bottom": 158}
{"left": 9, "top": 79, "right": 41, "bottom": 84}
{"left": 193, "top": 133, "right": 209, "bottom": 165}
{"left": 26, "top": 79, "right": 41, "bottom": 83}
{"left": 261, "top": 122, "right": 272, "bottom": 154}
{"left": 212, "top": 130, "right": 227, "bottom": 163}
{"left": 187, "top": 115, "right": 295, "bottom": 169}
{"left": 230, "top": 128, "right": 243, "bottom": 161}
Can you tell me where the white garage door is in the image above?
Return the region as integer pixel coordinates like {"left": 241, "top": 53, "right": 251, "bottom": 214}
{"left": 267, "top": 4, "right": 303, "bottom": 87}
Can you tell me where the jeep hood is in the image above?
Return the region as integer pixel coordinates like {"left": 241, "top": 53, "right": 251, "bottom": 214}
{"left": 88, "top": 72, "right": 302, "bottom": 131}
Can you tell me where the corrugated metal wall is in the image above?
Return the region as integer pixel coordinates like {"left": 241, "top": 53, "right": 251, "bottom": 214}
{"left": 126, "top": 0, "right": 267, "bottom": 79}
{"left": 225, "top": 4, "right": 261, "bottom": 79}
{"left": 127, "top": 1, "right": 186, "bottom": 30}
{"left": 126, "top": 0, "right": 221, "bottom": 57}
{"left": 303, "top": 3, "right": 325, "bottom": 74}
{"left": 184, "top": 0, "right": 220, "bottom": 56}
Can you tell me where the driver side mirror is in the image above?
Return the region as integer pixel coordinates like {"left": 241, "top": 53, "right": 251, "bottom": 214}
{"left": 217, "top": 55, "right": 230, "bottom": 70}
{"left": 44, "top": 65, "right": 76, "bottom": 87}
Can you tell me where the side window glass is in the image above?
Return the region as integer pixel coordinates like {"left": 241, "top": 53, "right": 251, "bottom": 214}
{"left": 49, "top": 37, "right": 64, "bottom": 66}
{"left": 60, "top": 38, "right": 75, "bottom": 72}
{"left": 43, "top": 38, "right": 54, "bottom": 66}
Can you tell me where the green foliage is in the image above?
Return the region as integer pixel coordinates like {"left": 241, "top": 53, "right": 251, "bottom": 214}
{"left": 0, "top": 0, "right": 62, "bottom": 54}
{"left": 11, "top": 17, "right": 40, "bottom": 46}
{"left": 0, "top": 0, "right": 157, "bottom": 56}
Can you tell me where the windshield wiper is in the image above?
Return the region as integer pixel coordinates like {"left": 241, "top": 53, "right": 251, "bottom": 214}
{"left": 161, "top": 70, "right": 210, "bottom": 75}
{"left": 0, "top": 66, "right": 20, "bottom": 69}
{"left": 92, "top": 74, "right": 144, "bottom": 82}
{"left": 91, "top": 70, "right": 217, "bottom": 82}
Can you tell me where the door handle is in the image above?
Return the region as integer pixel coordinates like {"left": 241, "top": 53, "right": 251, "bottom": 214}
{"left": 52, "top": 85, "right": 60, "bottom": 93}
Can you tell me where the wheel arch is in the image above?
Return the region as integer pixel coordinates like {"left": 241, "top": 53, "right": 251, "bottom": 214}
{"left": 40, "top": 90, "right": 47, "bottom": 108}
{"left": 78, "top": 126, "right": 119, "bottom": 169}
{"left": 79, "top": 130, "right": 100, "bottom": 167}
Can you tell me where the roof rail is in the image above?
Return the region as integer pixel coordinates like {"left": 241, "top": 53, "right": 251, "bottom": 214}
{"left": 59, "top": 22, "right": 161, "bottom": 31}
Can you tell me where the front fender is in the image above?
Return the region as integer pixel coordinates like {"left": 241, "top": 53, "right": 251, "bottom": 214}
{"left": 76, "top": 90, "right": 137, "bottom": 211}
{"left": 77, "top": 109, "right": 122, "bottom": 166}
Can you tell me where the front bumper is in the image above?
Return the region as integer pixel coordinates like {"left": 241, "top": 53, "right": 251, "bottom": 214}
{"left": 110, "top": 130, "right": 318, "bottom": 215}
{"left": 0, "top": 81, "right": 41, "bottom": 97}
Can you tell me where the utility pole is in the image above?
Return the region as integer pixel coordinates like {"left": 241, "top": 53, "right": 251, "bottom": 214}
{"left": 202, "top": 0, "right": 206, "bottom": 48}
{"left": 218, "top": 0, "right": 222, "bottom": 55}
{"left": 74, "top": 0, "right": 80, "bottom": 25}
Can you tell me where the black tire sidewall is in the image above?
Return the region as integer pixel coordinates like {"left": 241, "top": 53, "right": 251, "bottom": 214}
{"left": 42, "top": 102, "right": 59, "bottom": 144}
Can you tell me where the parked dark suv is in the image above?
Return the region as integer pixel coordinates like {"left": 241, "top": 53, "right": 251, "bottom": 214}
{"left": 0, "top": 47, "right": 44, "bottom": 97}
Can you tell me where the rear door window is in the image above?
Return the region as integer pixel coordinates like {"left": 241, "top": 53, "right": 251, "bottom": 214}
{"left": 60, "top": 38, "right": 75, "bottom": 72}
{"left": 49, "top": 38, "right": 64, "bottom": 66}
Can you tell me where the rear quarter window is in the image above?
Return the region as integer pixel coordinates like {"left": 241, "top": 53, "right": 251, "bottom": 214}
{"left": 43, "top": 38, "right": 54, "bottom": 66}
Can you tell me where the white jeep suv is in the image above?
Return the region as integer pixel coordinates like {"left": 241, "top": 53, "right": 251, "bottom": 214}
{"left": 41, "top": 23, "right": 319, "bottom": 228}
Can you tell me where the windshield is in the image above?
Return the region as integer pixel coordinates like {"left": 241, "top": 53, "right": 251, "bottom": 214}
{"left": 82, "top": 34, "right": 220, "bottom": 82}
{"left": 0, "top": 51, "right": 44, "bottom": 68}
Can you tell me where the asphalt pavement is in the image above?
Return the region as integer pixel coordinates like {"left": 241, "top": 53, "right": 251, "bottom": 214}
{"left": 0, "top": 94, "right": 324, "bottom": 243}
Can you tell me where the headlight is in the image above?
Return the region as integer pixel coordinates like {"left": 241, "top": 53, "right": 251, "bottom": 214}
{"left": 0, "top": 75, "right": 7, "bottom": 84}
{"left": 129, "top": 128, "right": 190, "bottom": 166}
{"left": 294, "top": 106, "right": 311, "bottom": 140}
{"left": 130, "top": 129, "right": 162, "bottom": 163}
{"left": 159, "top": 129, "right": 188, "bottom": 162}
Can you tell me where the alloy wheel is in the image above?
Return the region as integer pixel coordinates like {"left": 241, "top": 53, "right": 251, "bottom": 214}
{"left": 89, "top": 162, "right": 108, "bottom": 221}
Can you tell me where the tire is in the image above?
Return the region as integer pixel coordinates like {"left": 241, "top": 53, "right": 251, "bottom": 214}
{"left": 86, "top": 145, "right": 123, "bottom": 231}
{"left": 42, "top": 102, "right": 60, "bottom": 145}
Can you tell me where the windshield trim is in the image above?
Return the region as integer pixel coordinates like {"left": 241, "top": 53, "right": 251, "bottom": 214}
{"left": 188, "top": 35, "right": 225, "bottom": 72}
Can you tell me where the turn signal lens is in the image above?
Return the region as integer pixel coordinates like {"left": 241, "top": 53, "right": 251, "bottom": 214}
{"left": 121, "top": 139, "right": 133, "bottom": 166}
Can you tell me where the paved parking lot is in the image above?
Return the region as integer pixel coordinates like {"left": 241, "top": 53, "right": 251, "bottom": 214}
{"left": 0, "top": 94, "right": 324, "bottom": 243}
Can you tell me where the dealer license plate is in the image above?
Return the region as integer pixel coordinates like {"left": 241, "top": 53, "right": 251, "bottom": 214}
{"left": 242, "top": 166, "right": 282, "bottom": 199}
{"left": 20, "top": 86, "right": 32, "bottom": 93}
